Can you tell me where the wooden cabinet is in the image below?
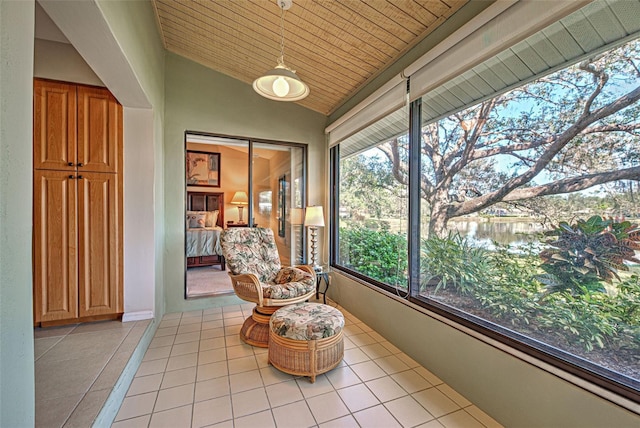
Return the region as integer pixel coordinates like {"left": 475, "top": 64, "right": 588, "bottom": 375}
{"left": 33, "top": 79, "right": 123, "bottom": 326}
{"left": 34, "top": 80, "right": 121, "bottom": 173}
{"left": 33, "top": 81, "right": 77, "bottom": 171}
{"left": 33, "top": 171, "right": 78, "bottom": 322}
{"left": 77, "top": 172, "right": 122, "bottom": 317}
{"left": 77, "top": 85, "right": 121, "bottom": 174}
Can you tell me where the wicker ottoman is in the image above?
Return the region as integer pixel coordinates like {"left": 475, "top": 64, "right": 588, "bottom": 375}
{"left": 268, "top": 302, "right": 344, "bottom": 383}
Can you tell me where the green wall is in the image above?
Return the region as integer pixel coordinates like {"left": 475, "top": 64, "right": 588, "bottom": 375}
{"left": 1, "top": 0, "right": 166, "bottom": 423}
{"left": 331, "top": 274, "right": 640, "bottom": 427}
{"left": 0, "top": 1, "right": 35, "bottom": 425}
{"left": 96, "top": 0, "right": 166, "bottom": 318}
{"left": 163, "top": 52, "right": 327, "bottom": 313}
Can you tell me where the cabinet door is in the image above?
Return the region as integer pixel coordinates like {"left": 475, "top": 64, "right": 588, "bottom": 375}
{"left": 33, "top": 170, "right": 78, "bottom": 322}
{"left": 33, "top": 80, "right": 77, "bottom": 171}
{"left": 77, "top": 86, "right": 122, "bottom": 174}
{"left": 77, "top": 172, "right": 123, "bottom": 317}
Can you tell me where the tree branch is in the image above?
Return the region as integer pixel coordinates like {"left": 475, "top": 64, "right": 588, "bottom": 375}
{"left": 581, "top": 123, "right": 640, "bottom": 134}
{"left": 579, "top": 59, "right": 608, "bottom": 115}
{"left": 446, "top": 84, "right": 640, "bottom": 218}
{"left": 450, "top": 166, "right": 640, "bottom": 217}
{"left": 447, "top": 98, "right": 497, "bottom": 176}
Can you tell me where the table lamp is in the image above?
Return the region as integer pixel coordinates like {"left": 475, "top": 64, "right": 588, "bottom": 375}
{"left": 231, "top": 191, "right": 249, "bottom": 224}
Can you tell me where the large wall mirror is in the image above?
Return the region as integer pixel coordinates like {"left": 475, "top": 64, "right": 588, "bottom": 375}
{"left": 184, "top": 133, "right": 307, "bottom": 298}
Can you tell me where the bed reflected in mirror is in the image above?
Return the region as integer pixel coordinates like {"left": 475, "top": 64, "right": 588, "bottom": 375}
{"left": 185, "top": 191, "right": 232, "bottom": 297}
{"left": 185, "top": 135, "right": 248, "bottom": 298}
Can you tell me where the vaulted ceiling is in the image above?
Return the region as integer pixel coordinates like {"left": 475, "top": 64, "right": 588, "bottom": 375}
{"left": 151, "top": 0, "right": 469, "bottom": 115}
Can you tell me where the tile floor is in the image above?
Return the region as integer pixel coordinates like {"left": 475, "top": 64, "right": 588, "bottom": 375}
{"left": 34, "top": 319, "right": 151, "bottom": 427}
{"left": 113, "top": 300, "right": 503, "bottom": 428}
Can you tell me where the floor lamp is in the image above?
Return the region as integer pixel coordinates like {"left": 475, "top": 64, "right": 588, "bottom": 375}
{"left": 231, "top": 191, "right": 249, "bottom": 224}
{"left": 304, "top": 206, "right": 324, "bottom": 271}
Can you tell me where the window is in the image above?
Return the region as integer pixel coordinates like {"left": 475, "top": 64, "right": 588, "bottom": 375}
{"left": 332, "top": 2, "right": 640, "bottom": 403}
{"left": 336, "top": 107, "right": 409, "bottom": 293}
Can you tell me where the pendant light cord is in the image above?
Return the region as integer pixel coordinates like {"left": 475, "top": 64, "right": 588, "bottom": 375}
{"left": 278, "top": 1, "right": 287, "bottom": 65}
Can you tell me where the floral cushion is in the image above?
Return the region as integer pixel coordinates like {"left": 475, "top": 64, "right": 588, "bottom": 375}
{"left": 274, "top": 266, "right": 311, "bottom": 284}
{"left": 270, "top": 303, "right": 344, "bottom": 340}
{"left": 221, "top": 228, "right": 282, "bottom": 282}
{"left": 263, "top": 268, "right": 316, "bottom": 299}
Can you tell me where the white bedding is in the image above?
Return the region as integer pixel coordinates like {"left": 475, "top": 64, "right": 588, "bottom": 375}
{"left": 186, "top": 226, "right": 223, "bottom": 257}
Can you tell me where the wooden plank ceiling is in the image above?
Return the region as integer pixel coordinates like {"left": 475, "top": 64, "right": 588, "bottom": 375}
{"left": 152, "top": 0, "right": 468, "bottom": 115}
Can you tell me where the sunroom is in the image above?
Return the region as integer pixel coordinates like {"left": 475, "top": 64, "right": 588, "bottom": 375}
{"left": 1, "top": 0, "right": 639, "bottom": 426}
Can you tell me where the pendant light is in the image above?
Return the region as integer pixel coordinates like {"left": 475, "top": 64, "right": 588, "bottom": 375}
{"left": 253, "top": 0, "right": 309, "bottom": 101}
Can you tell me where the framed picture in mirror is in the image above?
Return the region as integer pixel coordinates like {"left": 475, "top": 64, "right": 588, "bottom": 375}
{"left": 278, "top": 175, "right": 286, "bottom": 237}
{"left": 186, "top": 151, "right": 221, "bottom": 187}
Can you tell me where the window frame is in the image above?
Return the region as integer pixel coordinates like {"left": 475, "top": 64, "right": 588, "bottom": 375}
{"left": 329, "top": 96, "right": 640, "bottom": 408}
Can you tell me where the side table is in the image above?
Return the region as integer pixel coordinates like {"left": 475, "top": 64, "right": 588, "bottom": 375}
{"left": 226, "top": 222, "right": 258, "bottom": 228}
{"left": 315, "top": 270, "right": 330, "bottom": 304}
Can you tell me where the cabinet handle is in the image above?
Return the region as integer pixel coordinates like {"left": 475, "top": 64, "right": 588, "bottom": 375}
{"left": 77, "top": 175, "right": 83, "bottom": 179}
{"left": 68, "top": 162, "right": 75, "bottom": 167}
{"left": 77, "top": 163, "right": 84, "bottom": 167}
{"left": 68, "top": 175, "right": 75, "bottom": 179}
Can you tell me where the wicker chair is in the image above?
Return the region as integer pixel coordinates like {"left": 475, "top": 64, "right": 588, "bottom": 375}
{"left": 220, "top": 227, "right": 316, "bottom": 347}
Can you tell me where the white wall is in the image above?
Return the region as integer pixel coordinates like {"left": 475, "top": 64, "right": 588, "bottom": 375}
{"left": 0, "top": 1, "right": 36, "bottom": 425}
{"left": 33, "top": 38, "right": 104, "bottom": 86}
{"left": 123, "top": 108, "right": 156, "bottom": 320}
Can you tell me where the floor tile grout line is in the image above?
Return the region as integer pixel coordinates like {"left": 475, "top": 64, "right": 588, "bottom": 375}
{"left": 34, "top": 334, "right": 65, "bottom": 362}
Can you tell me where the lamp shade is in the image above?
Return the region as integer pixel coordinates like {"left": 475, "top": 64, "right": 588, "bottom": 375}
{"left": 231, "top": 191, "right": 249, "bottom": 205}
{"left": 304, "top": 206, "right": 325, "bottom": 227}
{"left": 253, "top": 65, "right": 310, "bottom": 102}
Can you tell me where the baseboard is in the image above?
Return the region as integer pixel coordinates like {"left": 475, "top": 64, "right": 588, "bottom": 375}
{"left": 122, "top": 310, "right": 154, "bottom": 322}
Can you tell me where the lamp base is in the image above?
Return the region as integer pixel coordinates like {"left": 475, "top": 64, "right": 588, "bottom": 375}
{"left": 309, "top": 226, "right": 320, "bottom": 270}
{"left": 238, "top": 206, "right": 245, "bottom": 223}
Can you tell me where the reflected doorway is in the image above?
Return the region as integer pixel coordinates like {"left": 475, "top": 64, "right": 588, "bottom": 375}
{"left": 184, "top": 133, "right": 307, "bottom": 298}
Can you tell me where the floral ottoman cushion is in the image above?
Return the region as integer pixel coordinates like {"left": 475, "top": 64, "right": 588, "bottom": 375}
{"left": 270, "top": 303, "right": 344, "bottom": 341}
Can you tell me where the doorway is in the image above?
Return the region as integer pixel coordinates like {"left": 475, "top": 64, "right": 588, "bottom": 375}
{"left": 184, "top": 133, "right": 307, "bottom": 298}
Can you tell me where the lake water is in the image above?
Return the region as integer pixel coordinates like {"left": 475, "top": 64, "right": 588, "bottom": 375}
{"left": 447, "top": 219, "right": 545, "bottom": 247}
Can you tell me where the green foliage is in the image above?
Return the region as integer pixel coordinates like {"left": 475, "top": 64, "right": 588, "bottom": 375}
{"left": 609, "top": 275, "right": 640, "bottom": 349}
{"left": 538, "top": 216, "right": 640, "bottom": 295}
{"left": 339, "top": 220, "right": 639, "bottom": 354}
{"left": 339, "top": 226, "right": 407, "bottom": 287}
{"left": 420, "top": 233, "right": 493, "bottom": 294}
{"left": 416, "top": 235, "right": 639, "bottom": 353}
{"left": 536, "top": 292, "right": 622, "bottom": 351}
{"left": 474, "top": 244, "right": 542, "bottom": 327}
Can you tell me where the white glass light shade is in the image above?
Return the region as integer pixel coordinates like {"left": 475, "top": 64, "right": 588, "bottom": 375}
{"left": 253, "top": 65, "right": 310, "bottom": 101}
{"left": 304, "top": 206, "right": 325, "bottom": 227}
{"left": 272, "top": 76, "right": 290, "bottom": 97}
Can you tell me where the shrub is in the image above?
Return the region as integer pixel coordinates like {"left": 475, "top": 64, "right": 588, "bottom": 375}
{"left": 537, "top": 216, "right": 640, "bottom": 295}
{"left": 420, "top": 232, "right": 493, "bottom": 294}
{"left": 339, "top": 226, "right": 407, "bottom": 286}
{"left": 474, "top": 243, "right": 542, "bottom": 326}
